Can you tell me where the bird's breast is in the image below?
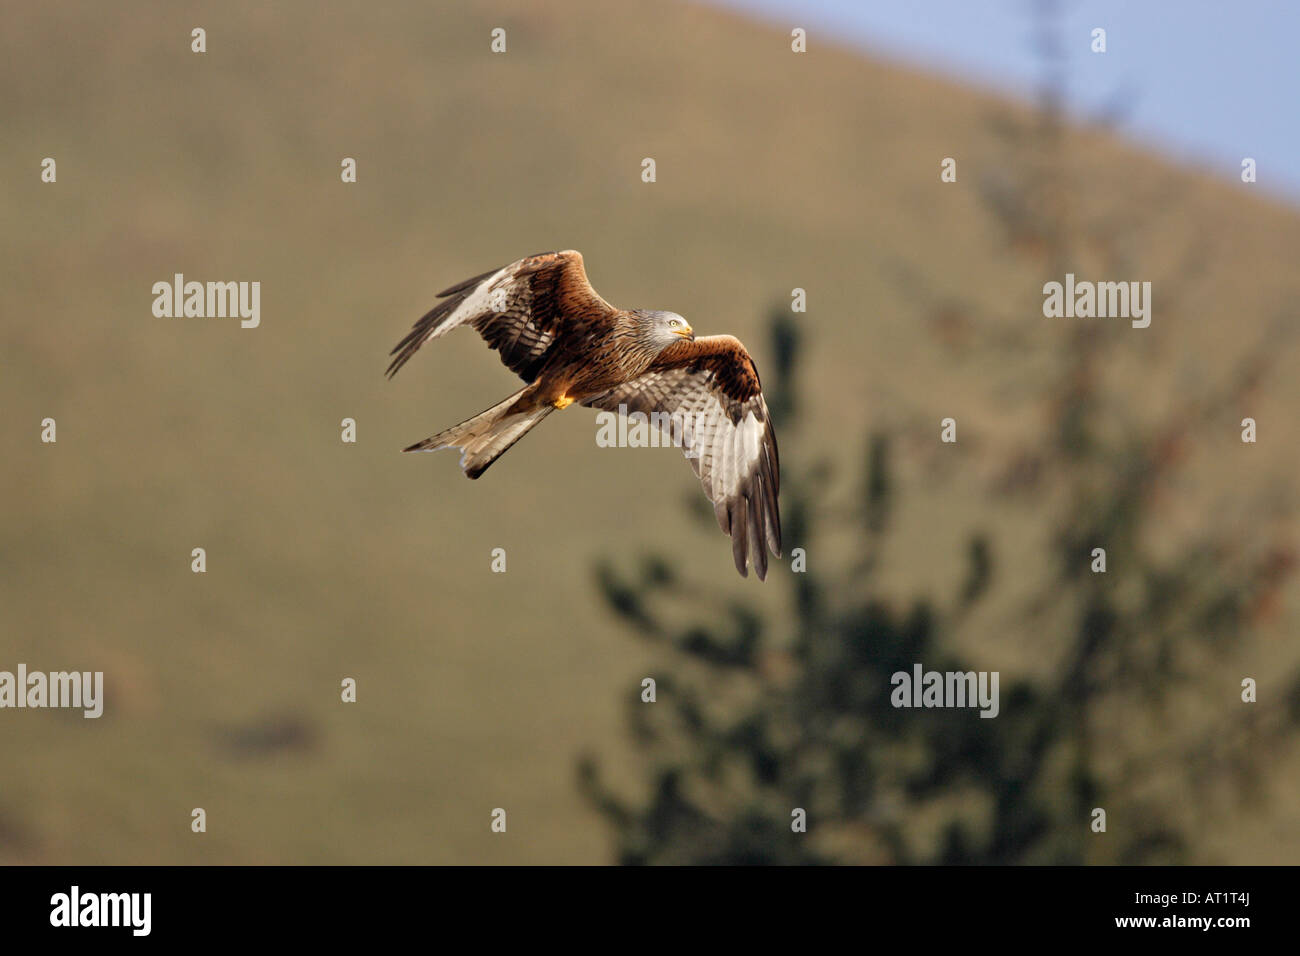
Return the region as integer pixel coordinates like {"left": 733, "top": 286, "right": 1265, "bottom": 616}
{"left": 538, "top": 328, "right": 654, "bottom": 400}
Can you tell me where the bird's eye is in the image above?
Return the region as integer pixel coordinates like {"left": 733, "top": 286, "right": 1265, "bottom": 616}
{"left": 669, "top": 319, "right": 679, "bottom": 327}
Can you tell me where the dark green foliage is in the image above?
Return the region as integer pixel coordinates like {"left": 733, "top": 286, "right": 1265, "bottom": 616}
{"left": 581, "top": 324, "right": 1293, "bottom": 862}
{"left": 582, "top": 317, "right": 1074, "bottom": 863}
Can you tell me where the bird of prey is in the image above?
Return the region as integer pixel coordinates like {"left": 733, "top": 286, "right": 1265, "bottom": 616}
{"left": 387, "top": 250, "right": 781, "bottom": 579}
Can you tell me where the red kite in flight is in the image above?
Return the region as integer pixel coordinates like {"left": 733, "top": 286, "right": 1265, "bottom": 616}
{"left": 387, "top": 250, "right": 781, "bottom": 579}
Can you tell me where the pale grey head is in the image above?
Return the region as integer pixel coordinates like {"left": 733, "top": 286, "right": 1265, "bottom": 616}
{"left": 632, "top": 309, "right": 695, "bottom": 351}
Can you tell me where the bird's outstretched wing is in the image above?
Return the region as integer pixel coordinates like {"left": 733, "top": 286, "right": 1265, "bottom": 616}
{"left": 583, "top": 335, "right": 781, "bottom": 579}
{"left": 387, "top": 250, "right": 618, "bottom": 381}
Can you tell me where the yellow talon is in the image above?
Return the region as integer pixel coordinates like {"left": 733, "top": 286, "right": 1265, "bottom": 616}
{"left": 553, "top": 395, "right": 574, "bottom": 410}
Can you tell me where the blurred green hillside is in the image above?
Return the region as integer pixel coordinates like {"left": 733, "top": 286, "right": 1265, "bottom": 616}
{"left": 2, "top": 0, "right": 1297, "bottom": 863}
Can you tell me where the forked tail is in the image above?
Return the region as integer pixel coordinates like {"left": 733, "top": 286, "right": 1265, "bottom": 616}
{"left": 403, "top": 388, "right": 553, "bottom": 479}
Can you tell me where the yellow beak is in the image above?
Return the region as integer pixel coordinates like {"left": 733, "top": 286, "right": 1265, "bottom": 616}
{"left": 674, "top": 325, "right": 695, "bottom": 340}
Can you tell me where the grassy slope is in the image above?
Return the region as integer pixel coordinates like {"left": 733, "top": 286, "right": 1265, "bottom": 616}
{"left": 1, "top": 0, "right": 1297, "bottom": 863}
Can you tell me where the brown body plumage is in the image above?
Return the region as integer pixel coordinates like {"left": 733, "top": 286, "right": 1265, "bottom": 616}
{"left": 387, "top": 250, "right": 781, "bottom": 578}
